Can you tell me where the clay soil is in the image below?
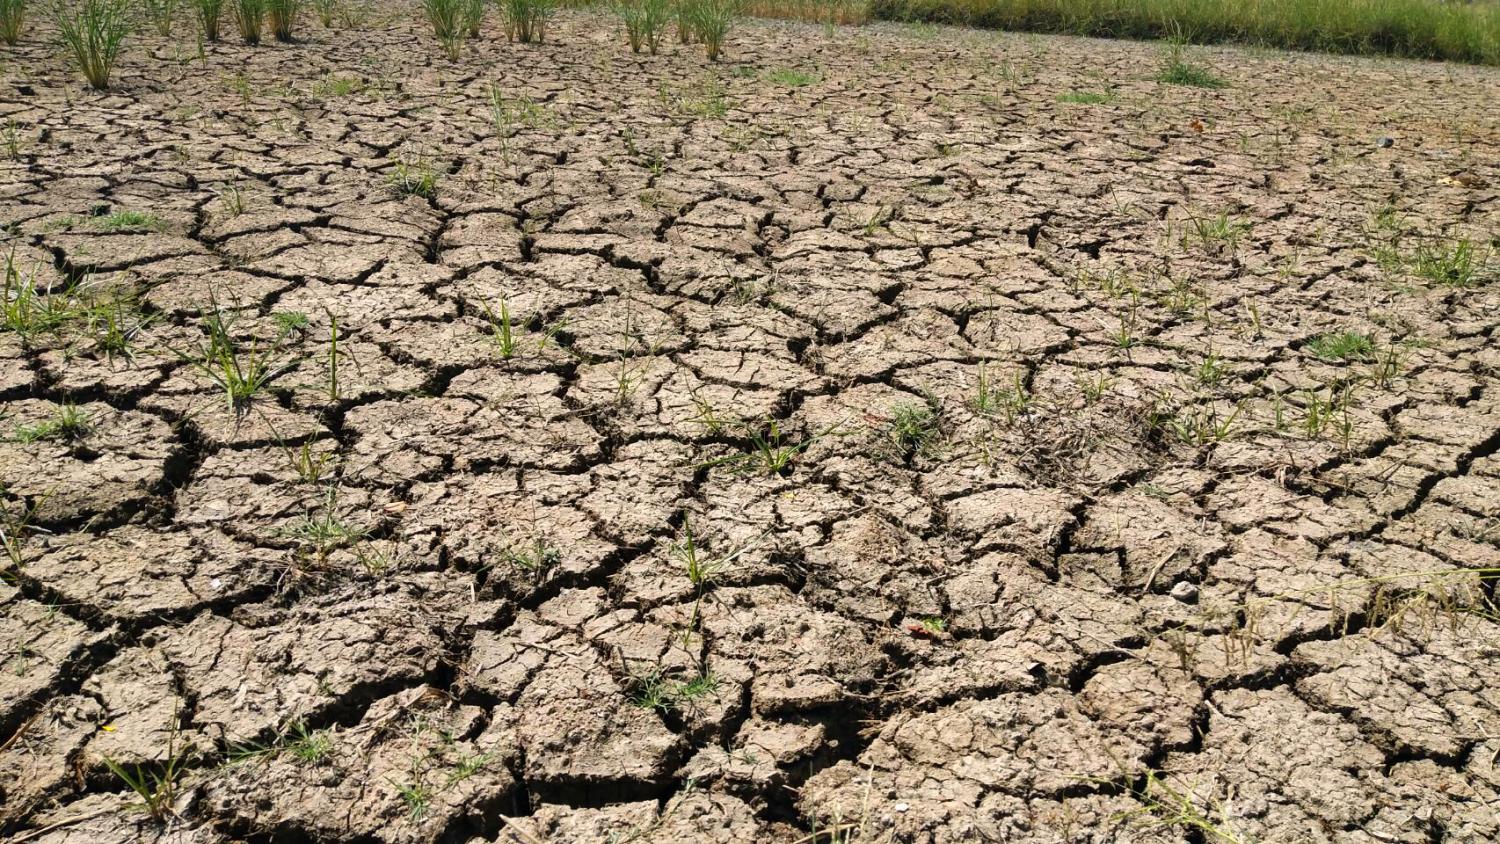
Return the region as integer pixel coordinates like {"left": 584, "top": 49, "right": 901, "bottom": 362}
{"left": 2, "top": 9, "right": 1499, "bottom": 844}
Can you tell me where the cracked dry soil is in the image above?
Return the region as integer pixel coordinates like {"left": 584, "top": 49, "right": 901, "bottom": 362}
{"left": 2, "top": 9, "right": 1499, "bottom": 844}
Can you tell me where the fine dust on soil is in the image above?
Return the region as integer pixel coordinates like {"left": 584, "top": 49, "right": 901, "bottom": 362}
{"left": 1, "top": 8, "right": 1498, "bottom": 844}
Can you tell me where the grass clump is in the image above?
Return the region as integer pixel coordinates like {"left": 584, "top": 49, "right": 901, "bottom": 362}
{"left": 190, "top": 0, "right": 224, "bottom": 40}
{"left": 686, "top": 0, "right": 737, "bottom": 59}
{"left": 616, "top": 0, "right": 668, "bottom": 54}
{"left": 266, "top": 0, "right": 297, "bottom": 40}
{"left": 868, "top": 0, "right": 1500, "bottom": 65}
{"left": 1411, "top": 238, "right": 1494, "bottom": 289}
{"left": 388, "top": 157, "right": 439, "bottom": 199}
{"left": 52, "top": 0, "right": 131, "bottom": 90}
{"left": 0, "top": 0, "right": 24, "bottom": 45}
{"left": 139, "top": 0, "right": 178, "bottom": 35}
{"left": 421, "top": 0, "right": 464, "bottom": 56}
{"left": 176, "top": 305, "right": 298, "bottom": 413}
{"left": 1156, "top": 44, "right": 1225, "bottom": 88}
{"left": 13, "top": 404, "right": 91, "bottom": 443}
{"left": 767, "top": 67, "right": 816, "bottom": 86}
{"left": 1058, "top": 90, "right": 1111, "bottom": 104}
{"left": 500, "top": 0, "right": 551, "bottom": 42}
{"left": 1304, "top": 331, "right": 1373, "bottom": 363}
{"left": 231, "top": 0, "right": 264, "bottom": 43}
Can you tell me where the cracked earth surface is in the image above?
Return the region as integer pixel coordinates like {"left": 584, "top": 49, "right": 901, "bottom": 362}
{"left": 2, "top": 9, "right": 1499, "bottom": 843}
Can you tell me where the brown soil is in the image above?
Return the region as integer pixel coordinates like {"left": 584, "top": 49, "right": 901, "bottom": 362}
{"left": 2, "top": 8, "right": 1498, "bottom": 843}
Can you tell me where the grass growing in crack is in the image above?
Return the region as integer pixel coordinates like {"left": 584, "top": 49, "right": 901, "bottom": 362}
{"left": 285, "top": 488, "right": 367, "bottom": 554}
{"left": 1155, "top": 44, "right": 1225, "bottom": 88}
{"left": 266, "top": 0, "right": 297, "bottom": 40}
{"left": 1184, "top": 212, "right": 1248, "bottom": 252}
{"left": 13, "top": 404, "right": 91, "bottom": 444}
{"left": 393, "top": 779, "right": 433, "bottom": 822}
{"left": 139, "top": 0, "right": 179, "bottom": 35}
{"left": 190, "top": 0, "right": 224, "bottom": 40}
{"left": 686, "top": 0, "right": 737, "bottom": 59}
{"left": 494, "top": 534, "right": 560, "bottom": 577}
{"left": 102, "top": 719, "right": 194, "bottom": 822}
{"left": 229, "top": 721, "right": 334, "bottom": 765}
{"left": 3, "top": 257, "right": 73, "bottom": 343}
{"left": 231, "top": 0, "right": 264, "bottom": 43}
{"left": 482, "top": 299, "right": 518, "bottom": 358}
{"left": 0, "top": 0, "right": 24, "bottom": 44}
{"left": 1298, "top": 383, "right": 1356, "bottom": 444}
{"left": 630, "top": 666, "right": 719, "bottom": 713}
{"left": 1114, "top": 769, "right": 1245, "bottom": 843}
{"left": 388, "top": 157, "right": 439, "bottom": 199}
{"left": 878, "top": 402, "right": 941, "bottom": 461}
{"left": 700, "top": 419, "right": 822, "bottom": 475}
{"left": 616, "top": 0, "right": 669, "bottom": 54}
{"left": 52, "top": 0, "right": 131, "bottom": 90}
{"left": 285, "top": 441, "right": 336, "bottom": 484}
{"left": 421, "top": 0, "right": 464, "bottom": 56}
{"left": 767, "top": 67, "right": 816, "bottom": 87}
{"left": 1161, "top": 401, "right": 1243, "bottom": 446}
{"left": 1304, "top": 331, "right": 1373, "bottom": 363}
{"left": 970, "top": 363, "right": 1030, "bottom": 423}
{"left": 499, "top": 0, "right": 551, "bottom": 42}
{"left": 178, "top": 308, "right": 298, "bottom": 413}
{"left": 0, "top": 490, "right": 50, "bottom": 567}
{"left": 1058, "top": 90, "right": 1111, "bottom": 104}
{"left": 1411, "top": 238, "right": 1494, "bottom": 289}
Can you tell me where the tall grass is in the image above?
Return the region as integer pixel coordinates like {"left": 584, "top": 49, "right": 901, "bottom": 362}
{"left": 0, "top": 0, "right": 23, "bottom": 44}
{"left": 421, "top": 0, "right": 463, "bottom": 55}
{"left": 231, "top": 0, "right": 263, "bottom": 42}
{"left": 139, "top": 0, "right": 178, "bottom": 35}
{"left": 500, "top": 0, "right": 551, "bottom": 42}
{"left": 53, "top": 0, "right": 131, "bottom": 89}
{"left": 190, "top": 0, "right": 223, "bottom": 39}
{"left": 870, "top": 0, "right": 1500, "bottom": 64}
{"left": 265, "top": 0, "right": 295, "bottom": 39}
{"left": 687, "top": 0, "right": 736, "bottom": 58}
{"left": 616, "top": 0, "right": 668, "bottom": 53}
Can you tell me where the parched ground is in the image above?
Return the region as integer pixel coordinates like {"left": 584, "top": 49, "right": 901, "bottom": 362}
{"left": 2, "top": 8, "right": 1499, "bottom": 843}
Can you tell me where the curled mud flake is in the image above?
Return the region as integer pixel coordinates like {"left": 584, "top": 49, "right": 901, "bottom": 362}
{"left": 80, "top": 647, "right": 200, "bottom": 769}
{"left": 1160, "top": 687, "right": 1393, "bottom": 843}
{"left": 1074, "top": 491, "right": 1227, "bottom": 593}
{"left": 682, "top": 718, "right": 829, "bottom": 800}
{"left": 246, "top": 241, "right": 390, "bottom": 283}
{"left": 580, "top": 439, "right": 697, "bottom": 547}
{"left": 12, "top": 792, "right": 224, "bottom": 843}
{"left": 0, "top": 399, "right": 175, "bottom": 525}
{"left": 496, "top": 800, "right": 660, "bottom": 843}
{"left": 561, "top": 296, "right": 689, "bottom": 361}
{"left": 801, "top": 690, "right": 1153, "bottom": 839}
{"left": 1293, "top": 623, "right": 1500, "bottom": 759}
{"left": 404, "top": 471, "right": 614, "bottom": 602}
{"left": 944, "top": 487, "right": 1082, "bottom": 558}
{"left": 464, "top": 614, "right": 683, "bottom": 800}
{"left": 1205, "top": 475, "right": 1381, "bottom": 542}
{"left": 0, "top": 695, "right": 104, "bottom": 829}
{"left": 801, "top": 514, "right": 948, "bottom": 625}
{"left": 0, "top": 593, "right": 109, "bottom": 734}
{"left": 21, "top": 527, "right": 281, "bottom": 625}
{"left": 344, "top": 395, "right": 601, "bottom": 484}
{"left": 159, "top": 593, "right": 445, "bottom": 747}
{"left": 208, "top": 686, "right": 519, "bottom": 844}
{"left": 694, "top": 585, "right": 883, "bottom": 716}
{"left": 42, "top": 232, "right": 211, "bottom": 275}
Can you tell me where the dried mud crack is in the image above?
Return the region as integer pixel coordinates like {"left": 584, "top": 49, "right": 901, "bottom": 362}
{"left": 2, "top": 9, "right": 1499, "bottom": 844}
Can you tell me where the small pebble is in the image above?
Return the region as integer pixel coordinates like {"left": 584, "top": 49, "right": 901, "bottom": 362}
{"left": 1376, "top": 136, "right": 1394, "bottom": 148}
{"left": 895, "top": 803, "right": 910, "bottom": 813}
{"left": 1170, "top": 581, "right": 1199, "bottom": 603}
